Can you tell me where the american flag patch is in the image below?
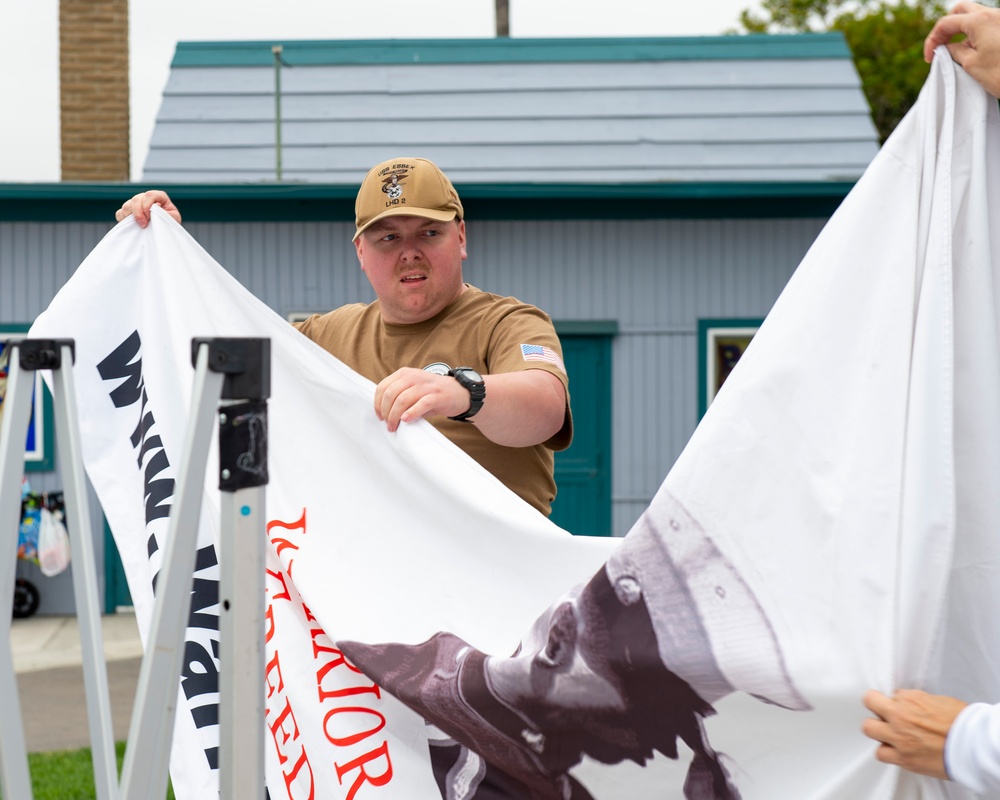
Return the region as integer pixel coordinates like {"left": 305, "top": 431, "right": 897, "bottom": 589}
{"left": 520, "top": 343, "right": 565, "bottom": 372}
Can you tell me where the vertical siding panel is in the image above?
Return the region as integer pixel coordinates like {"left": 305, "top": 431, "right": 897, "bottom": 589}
{"left": 11, "top": 226, "right": 28, "bottom": 320}
{"left": 0, "top": 225, "right": 12, "bottom": 320}
{"left": 0, "top": 222, "right": 110, "bottom": 323}
{"left": 30, "top": 224, "right": 47, "bottom": 314}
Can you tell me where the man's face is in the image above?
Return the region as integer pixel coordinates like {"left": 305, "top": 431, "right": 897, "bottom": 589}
{"left": 354, "top": 215, "right": 467, "bottom": 324}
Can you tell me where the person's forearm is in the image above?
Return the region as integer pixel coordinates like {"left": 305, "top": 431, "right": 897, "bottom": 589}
{"left": 473, "top": 370, "right": 566, "bottom": 448}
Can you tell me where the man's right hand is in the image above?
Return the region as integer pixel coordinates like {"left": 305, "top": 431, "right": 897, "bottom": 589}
{"left": 115, "top": 190, "right": 182, "bottom": 228}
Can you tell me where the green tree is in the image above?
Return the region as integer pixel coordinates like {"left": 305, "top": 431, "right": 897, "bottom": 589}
{"left": 738, "top": 0, "right": 996, "bottom": 142}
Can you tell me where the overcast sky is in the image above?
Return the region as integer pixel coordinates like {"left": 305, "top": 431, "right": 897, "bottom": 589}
{"left": 0, "top": 0, "right": 764, "bottom": 183}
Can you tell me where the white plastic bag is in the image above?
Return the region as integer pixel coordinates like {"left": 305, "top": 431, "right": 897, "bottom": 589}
{"left": 38, "top": 507, "right": 71, "bottom": 577}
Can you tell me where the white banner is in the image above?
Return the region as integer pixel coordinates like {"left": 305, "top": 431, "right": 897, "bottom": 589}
{"left": 30, "top": 50, "right": 1000, "bottom": 799}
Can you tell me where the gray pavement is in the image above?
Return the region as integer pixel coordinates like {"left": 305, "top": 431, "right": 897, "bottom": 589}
{"left": 10, "top": 611, "right": 143, "bottom": 753}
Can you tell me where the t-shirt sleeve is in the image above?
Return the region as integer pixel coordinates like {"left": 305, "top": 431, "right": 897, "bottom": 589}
{"left": 292, "top": 314, "right": 317, "bottom": 335}
{"left": 484, "top": 304, "right": 573, "bottom": 451}
{"left": 945, "top": 701, "right": 1000, "bottom": 793}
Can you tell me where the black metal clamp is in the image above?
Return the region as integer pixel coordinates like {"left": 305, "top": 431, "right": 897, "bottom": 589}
{"left": 191, "top": 338, "right": 271, "bottom": 492}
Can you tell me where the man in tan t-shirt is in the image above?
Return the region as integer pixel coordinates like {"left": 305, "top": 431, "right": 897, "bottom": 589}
{"left": 116, "top": 157, "right": 572, "bottom": 515}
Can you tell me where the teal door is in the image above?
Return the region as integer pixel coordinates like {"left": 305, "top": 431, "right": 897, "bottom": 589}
{"left": 550, "top": 323, "right": 615, "bottom": 537}
{"left": 104, "top": 518, "right": 133, "bottom": 611}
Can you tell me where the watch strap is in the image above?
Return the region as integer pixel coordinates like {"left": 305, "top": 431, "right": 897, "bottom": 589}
{"left": 449, "top": 367, "right": 486, "bottom": 422}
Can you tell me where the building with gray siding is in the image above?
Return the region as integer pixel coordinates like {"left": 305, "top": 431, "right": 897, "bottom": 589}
{"left": 0, "top": 32, "right": 879, "bottom": 612}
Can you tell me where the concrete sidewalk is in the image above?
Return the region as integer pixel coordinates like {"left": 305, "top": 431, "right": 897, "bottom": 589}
{"left": 9, "top": 611, "right": 143, "bottom": 753}
{"left": 11, "top": 610, "right": 143, "bottom": 674}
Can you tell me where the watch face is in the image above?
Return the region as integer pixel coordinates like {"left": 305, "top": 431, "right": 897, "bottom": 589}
{"left": 423, "top": 362, "right": 452, "bottom": 376}
{"left": 454, "top": 367, "right": 483, "bottom": 382}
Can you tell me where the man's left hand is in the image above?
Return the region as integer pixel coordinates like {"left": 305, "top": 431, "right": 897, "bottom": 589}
{"left": 862, "top": 688, "right": 968, "bottom": 780}
{"left": 375, "top": 367, "right": 471, "bottom": 432}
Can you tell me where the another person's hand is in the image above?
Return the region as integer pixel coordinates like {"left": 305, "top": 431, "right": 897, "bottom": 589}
{"left": 924, "top": 1, "right": 1000, "bottom": 97}
{"left": 374, "top": 367, "right": 476, "bottom": 432}
{"left": 862, "top": 689, "right": 968, "bottom": 780}
{"left": 115, "top": 190, "right": 182, "bottom": 228}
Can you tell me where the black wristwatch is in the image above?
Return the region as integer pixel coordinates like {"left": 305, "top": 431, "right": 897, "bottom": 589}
{"left": 448, "top": 367, "right": 486, "bottom": 422}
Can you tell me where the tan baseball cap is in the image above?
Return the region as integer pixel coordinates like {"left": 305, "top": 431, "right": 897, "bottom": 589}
{"left": 353, "top": 157, "right": 464, "bottom": 240}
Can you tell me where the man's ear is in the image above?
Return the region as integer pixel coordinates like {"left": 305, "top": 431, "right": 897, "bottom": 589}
{"left": 534, "top": 602, "right": 577, "bottom": 669}
{"left": 354, "top": 237, "right": 366, "bottom": 271}
{"left": 457, "top": 220, "right": 468, "bottom": 260}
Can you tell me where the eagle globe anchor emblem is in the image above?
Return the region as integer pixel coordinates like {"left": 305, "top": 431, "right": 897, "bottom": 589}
{"left": 381, "top": 170, "right": 407, "bottom": 200}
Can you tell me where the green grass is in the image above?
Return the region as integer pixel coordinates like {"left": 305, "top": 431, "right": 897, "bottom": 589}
{"left": 24, "top": 742, "right": 174, "bottom": 800}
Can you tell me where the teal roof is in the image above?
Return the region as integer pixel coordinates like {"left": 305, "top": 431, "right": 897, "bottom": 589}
{"left": 0, "top": 181, "right": 854, "bottom": 223}
{"left": 171, "top": 34, "right": 853, "bottom": 68}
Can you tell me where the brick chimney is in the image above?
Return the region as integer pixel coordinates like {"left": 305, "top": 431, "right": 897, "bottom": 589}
{"left": 60, "top": 0, "right": 130, "bottom": 181}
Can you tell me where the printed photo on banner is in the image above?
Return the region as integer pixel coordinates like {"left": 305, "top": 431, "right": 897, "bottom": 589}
{"left": 340, "top": 488, "right": 812, "bottom": 800}
{"left": 0, "top": 326, "right": 54, "bottom": 471}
